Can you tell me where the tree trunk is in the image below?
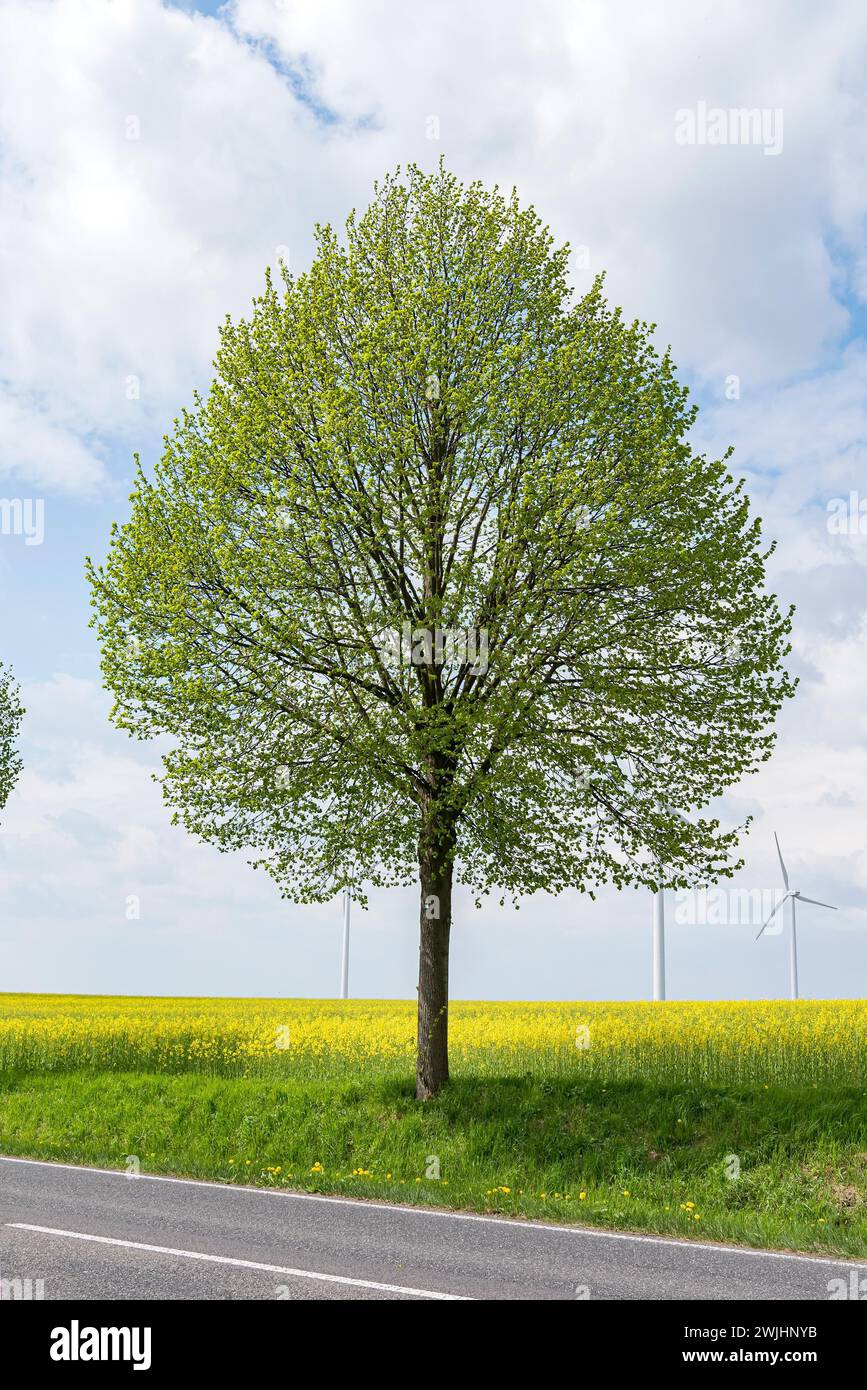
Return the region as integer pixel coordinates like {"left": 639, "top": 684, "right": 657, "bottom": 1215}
{"left": 416, "top": 822, "right": 454, "bottom": 1100}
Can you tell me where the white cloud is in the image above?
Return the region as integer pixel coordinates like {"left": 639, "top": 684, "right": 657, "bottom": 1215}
{"left": 1, "top": 0, "right": 866, "bottom": 499}
{"left": 0, "top": 0, "right": 350, "bottom": 490}
{"left": 231, "top": 0, "right": 866, "bottom": 384}
{"left": 0, "top": 391, "right": 104, "bottom": 492}
{"left": 693, "top": 343, "right": 867, "bottom": 580}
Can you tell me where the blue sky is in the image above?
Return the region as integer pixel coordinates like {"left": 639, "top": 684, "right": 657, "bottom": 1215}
{"left": 1, "top": 0, "right": 867, "bottom": 1001}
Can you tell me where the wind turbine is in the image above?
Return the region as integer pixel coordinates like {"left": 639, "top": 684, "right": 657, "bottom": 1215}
{"left": 756, "top": 833, "right": 838, "bottom": 1000}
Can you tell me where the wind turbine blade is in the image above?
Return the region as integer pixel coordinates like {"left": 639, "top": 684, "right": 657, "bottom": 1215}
{"left": 756, "top": 893, "right": 790, "bottom": 940}
{"left": 797, "top": 895, "right": 838, "bottom": 911}
{"left": 774, "top": 832, "right": 789, "bottom": 890}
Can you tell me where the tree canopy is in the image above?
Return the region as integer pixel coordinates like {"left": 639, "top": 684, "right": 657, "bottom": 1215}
{"left": 0, "top": 662, "right": 23, "bottom": 818}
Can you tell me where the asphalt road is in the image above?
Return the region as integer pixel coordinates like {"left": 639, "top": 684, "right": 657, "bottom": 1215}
{"left": 0, "top": 1155, "right": 863, "bottom": 1301}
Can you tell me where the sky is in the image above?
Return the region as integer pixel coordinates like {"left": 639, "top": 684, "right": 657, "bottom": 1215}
{"left": 1, "top": 0, "right": 866, "bottom": 1001}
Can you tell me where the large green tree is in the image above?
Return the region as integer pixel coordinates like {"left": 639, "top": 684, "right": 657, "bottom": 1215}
{"left": 87, "top": 164, "right": 794, "bottom": 1098}
{"left": 0, "top": 662, "right": 23, "bottom": 819}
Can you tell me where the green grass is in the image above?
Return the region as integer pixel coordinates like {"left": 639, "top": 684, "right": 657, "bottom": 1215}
{"left": 2, "top": 1067, "right": 866, "bottom": 1257}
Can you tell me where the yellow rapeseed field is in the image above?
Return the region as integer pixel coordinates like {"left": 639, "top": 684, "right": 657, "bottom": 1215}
{"left": 1, "top": 994, "right": 865, "bottom": 1085}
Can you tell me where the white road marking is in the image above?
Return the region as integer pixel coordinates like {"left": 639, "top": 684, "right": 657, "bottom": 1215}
{"left": 7, "top": 1223, "right": 470, "bottom": 1300}
{"left": 2, "top": 1154, "right": 863, "bottom": 1268}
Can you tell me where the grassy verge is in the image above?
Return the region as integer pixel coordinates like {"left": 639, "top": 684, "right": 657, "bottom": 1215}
{"left": 2, "top": 1067, "right": 866, "bottom": 1257}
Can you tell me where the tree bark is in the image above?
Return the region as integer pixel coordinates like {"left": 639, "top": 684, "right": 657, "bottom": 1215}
{"left": 416, "top": 816, "right": 454, "bottom": 1100}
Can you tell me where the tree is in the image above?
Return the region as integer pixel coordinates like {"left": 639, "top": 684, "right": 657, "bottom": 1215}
{"left": 87, "top": 163, "right": 795, "bottom": 1098}
{"left": 0, "top": 662, "right": 23, "bottom": 819}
